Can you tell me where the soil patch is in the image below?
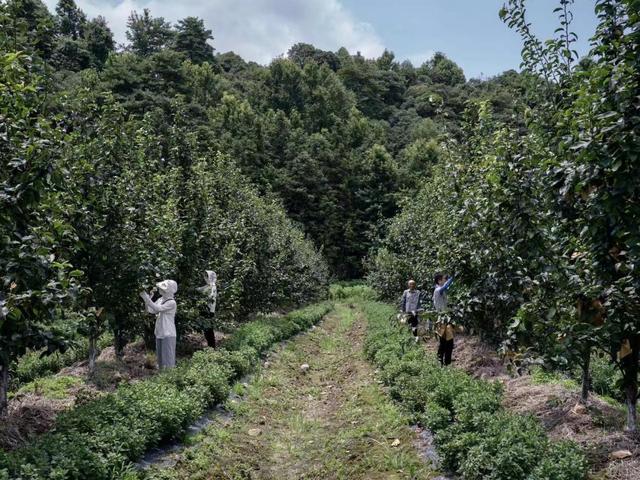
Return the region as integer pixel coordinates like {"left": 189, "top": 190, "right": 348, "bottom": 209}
{"left": 423, "top": 333, "right": 640, "bottom": 479}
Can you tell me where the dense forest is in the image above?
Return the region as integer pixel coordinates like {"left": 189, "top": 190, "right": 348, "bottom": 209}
{"left": 1, "top": 0, "right": 639, "bottom": 478}
{"left": 0, "top": 0, "right": 528, "bottom": 401}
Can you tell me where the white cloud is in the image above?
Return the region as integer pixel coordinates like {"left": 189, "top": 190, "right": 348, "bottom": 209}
{"left": 43, "top": 0, "right": 385, "bottom": 63}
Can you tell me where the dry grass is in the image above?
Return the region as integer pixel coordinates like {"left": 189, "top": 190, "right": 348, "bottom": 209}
{"left": 0, "top": 393, "right": 73, "bottom": 450}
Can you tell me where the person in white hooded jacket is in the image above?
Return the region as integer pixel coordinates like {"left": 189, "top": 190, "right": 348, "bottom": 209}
{"left": 198, "top": 270, "right": 217, "bottom": 347}
{"left": 140, "top": 280, "right": 178, "bottom": 369}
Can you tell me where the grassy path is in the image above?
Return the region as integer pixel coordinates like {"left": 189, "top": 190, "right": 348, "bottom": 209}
{"left": 144, "top": 303, "right": 433, "bottom": 480}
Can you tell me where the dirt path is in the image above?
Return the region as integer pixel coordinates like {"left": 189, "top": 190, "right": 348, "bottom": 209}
{"left": 145, "top": 304, "right": 434, "bottom": 480}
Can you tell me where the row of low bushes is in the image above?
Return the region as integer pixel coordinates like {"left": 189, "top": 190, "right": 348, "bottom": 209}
{"left": 328, "top": 283, "right": 379, "bottom": 301}
{"left": 0, "top": 302, "right": 332, "bottom": 480}
{"left": 361, "top": 299, "right": 587, "bottom": 480}
{"left": 10, "top": 334, "right": 114, "bottom": 391}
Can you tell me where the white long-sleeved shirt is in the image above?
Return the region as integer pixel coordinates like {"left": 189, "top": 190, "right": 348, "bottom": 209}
{"left": 197, "top": 283, "right": 217, "bottom": 313}
{"left": 145, "top": 296, "right": 177, "bottom": 338}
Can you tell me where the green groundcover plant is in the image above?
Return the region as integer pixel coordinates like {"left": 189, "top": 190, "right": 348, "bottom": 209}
{"left": 10, "top": 334, "right": 113, "bottom": 391}
{"left": 361, "top": 298, "right": 587, "bottom": 480}
{"left": 0, "top": 302, "right": 331, "bottom": 480}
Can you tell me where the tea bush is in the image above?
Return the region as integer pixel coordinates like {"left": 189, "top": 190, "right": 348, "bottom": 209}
{"left": 329, "top": 284, "right": 379, "bottom": 301}
{"left": 0, "top": 302, "right": 332, "bottom": 480}
{"left": 361, "top": 300, "right": 586, "bottom": 480}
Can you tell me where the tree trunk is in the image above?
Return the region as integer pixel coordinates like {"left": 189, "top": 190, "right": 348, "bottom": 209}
{"left": 626, "top": 390, "right": 638, "bottom": 432}
{"left": 204, "top": 328, "right": 216, "bottom": 348}
{"left": 143, "top": 324, "right": 156, "bottom": 351}
{"left": 0, "top": 360, "right": 9, "bottom": 417}
{"left": 88, "top": 335, "right": 98, "bottom": 375}
{"left": 114, "top": 327, "right": 126, "bottom": 360}
{"left": 621, "top": 336, "right": 639, "bottom": 432}
{"left": 580, "top": 346, "right": 591, "bottom": 404}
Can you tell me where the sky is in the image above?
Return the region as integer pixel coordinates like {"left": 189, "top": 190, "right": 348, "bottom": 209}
{"left": 43, "top": 0, "right": 600, "bottom": 79}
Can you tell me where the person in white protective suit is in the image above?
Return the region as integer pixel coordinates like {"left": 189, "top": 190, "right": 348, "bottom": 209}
{"left": 197, "top": 270, "right": 218, "bottom": 347}
{"left": 140, "top": 280, "right": 178, "bottom": 369}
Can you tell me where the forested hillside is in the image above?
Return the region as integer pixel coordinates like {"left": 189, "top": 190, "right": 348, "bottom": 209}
{"left": 2, "top": 0, "right": 640, "bottom": 478}
{"left": 1, "top": 0, "right": 528, "bottom": 278}
{"left": 0, "top": 0, "right": 531, "bottom": 407}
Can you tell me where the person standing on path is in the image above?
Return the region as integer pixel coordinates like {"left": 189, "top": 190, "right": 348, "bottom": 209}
{"left": 141, "top": 279, "right": 178, "bottom": 369}
{"left": 433, "top": 273, "right": 455, "bottom": 366}
{"left": 400, "top": 279, "right": 423, "bottom": 341}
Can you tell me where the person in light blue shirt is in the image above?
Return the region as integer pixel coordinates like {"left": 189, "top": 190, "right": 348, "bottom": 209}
{"left": 433, "top": 273, "right": 454, "bottom": 312}
{"left": 433, "top": 273, "right": 455, "bottom": 366}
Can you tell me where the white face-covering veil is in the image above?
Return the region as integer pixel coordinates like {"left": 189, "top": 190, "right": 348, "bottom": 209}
{"left": 201, "top": 271, "right": 217, "bottom": 313}
{"left": 156, "top": 279, "right": 178, "bottom": 297}
{"left": 205, "top": 270, "right": 217, "bottom": 286}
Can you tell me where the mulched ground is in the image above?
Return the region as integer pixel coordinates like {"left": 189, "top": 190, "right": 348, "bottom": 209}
{"left": 423, "top": 333, "right": 640, "bottom": 480}
{"left": 0, "top": 332, "right": 227, "bottom": 452}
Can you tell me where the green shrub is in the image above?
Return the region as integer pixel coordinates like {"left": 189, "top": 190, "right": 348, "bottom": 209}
{"left": 526, "top": 440, "right": 587, "bottom": 480}
{"left": 452, "top": 382, "right": 503, "bottom": 429}
{"left": 13, "top": 376, "right": 83, "bottom": 400}
{"left": 181, "top": 362, "right": 232, "bottom": 408}
{"left": 361, "top": 299, "right": 587, "bottom": 480}
{"left": 10, "top": 333, "right": 113, "bottom": 390}
{"left": 0, "top": 302, "right": 331, "bottom": 479}
{"left": 329, "top": 284, "right": 378, "bottom": 301}
{"left": 419, "top": 402, "right": 451, "bottom": 431}
{"left": 584, "top": 353, "right": 623, "bottom": 402}
{"left": 222, "top": 347, "right": 259, "bottom": 377}
{"left": 429, "top": 368, "right": 476, "bottom": 413}
{"left": 436, "top": 423, "right": 486, "bottom": 473}
{"left": 226, "top": 321, "right": 278, "bottom": 353}
{"left": 534, "top": 354, "right": 623, "bottom": 404}
{"left": 226, "top": 302, "right": 332, "bottom": 354}
{"left": 457, "top": 413, "right": 547, "bottom": 480}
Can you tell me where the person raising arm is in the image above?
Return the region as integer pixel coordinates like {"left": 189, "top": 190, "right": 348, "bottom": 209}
{"left": 433, "top": 273, "right": 455, "bottom": 366}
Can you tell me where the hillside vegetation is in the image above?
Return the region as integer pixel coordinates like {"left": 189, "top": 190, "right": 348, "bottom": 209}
{"left": 368, "top": 0, "right": 640, "bottom": 432}
{"left": 1, "top": 0, "right": 640, "bottom": 478}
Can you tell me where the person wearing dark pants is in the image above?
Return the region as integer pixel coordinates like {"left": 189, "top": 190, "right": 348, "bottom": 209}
{"left": 407, "top": 312, "right": 419, "bottom": 336}
{"left": 400, "top": 279, "right": 423, "bottom": 342}
{"left": 433, "top": 273, "right": 455, "bottom": 366}
{"left": 198, "top": 271, "right": 218, "bottom": 348}
{"left": 437, "top": 324, "right": 455, "bottom": 366}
